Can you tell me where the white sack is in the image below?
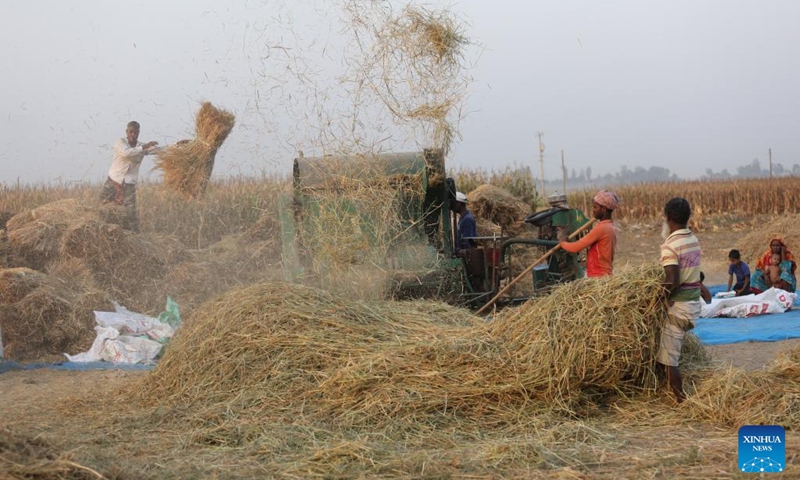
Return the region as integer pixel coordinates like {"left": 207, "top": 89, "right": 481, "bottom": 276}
{"left": 701, "top": 288, "right": 796, "bottom": 318}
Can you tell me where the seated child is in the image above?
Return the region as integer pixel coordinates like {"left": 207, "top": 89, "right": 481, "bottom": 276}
{"left": 766, "top": 252, "right": 781, "bottom": 286}
{"left": 727, "top": 249, "right": 751, "bottom": 296}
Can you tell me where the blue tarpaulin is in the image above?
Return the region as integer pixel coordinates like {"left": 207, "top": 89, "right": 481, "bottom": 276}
{"left": 694, "top": 285, "right": 800, "bottom": 346}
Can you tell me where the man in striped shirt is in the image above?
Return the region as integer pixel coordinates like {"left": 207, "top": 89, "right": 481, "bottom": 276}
{"left": 658, "top": 197, "right": 703, "bottom": 403}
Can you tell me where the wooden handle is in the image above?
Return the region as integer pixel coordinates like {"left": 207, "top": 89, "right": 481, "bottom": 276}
{"left": 476, "top": 217, "right": 597, "bottom": 315}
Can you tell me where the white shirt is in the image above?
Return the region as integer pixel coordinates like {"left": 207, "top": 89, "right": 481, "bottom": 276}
{"left": 107, "top": 138, "right": 154, "bottom": 184}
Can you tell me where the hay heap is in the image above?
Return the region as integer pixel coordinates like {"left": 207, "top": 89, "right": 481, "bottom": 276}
{"left": 467, "top": 184, "right": 531, "bottom": 236}
{"left": 317, "top": 265, "right": 673, "bottom": 424}
{"left": 0, "top": 267, "right": 111, "bottom": 362}
{"left": 154, "top": 101, "right": 236, "bottom": 200}
{"left": 5, "top": 199, "right": 97, "bottom": 270}
{"left": 136, "top": 282, "right": 481, "bottom": 415}
{"left": 737, "top": 213, "right": 800, "bottom": 265}
{"left": 4, "top": 199, "right": 189, "bottom": 313}
{"left": 137, "top": 266, "right": 696, "bottom": 437}
{"left": 488, "top": 265, "right": 670, "bottom": 406}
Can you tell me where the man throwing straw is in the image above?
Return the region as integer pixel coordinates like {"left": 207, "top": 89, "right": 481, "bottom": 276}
{"left": 100, "top": 121, "right": 187, "bottom": 232}
{"left": 559, "top": 189, "right": 619, "bottom": 277}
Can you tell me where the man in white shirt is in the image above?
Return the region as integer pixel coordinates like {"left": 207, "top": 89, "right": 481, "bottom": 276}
{"left": 99, "top": 121, "right": 159, "bottom": 232}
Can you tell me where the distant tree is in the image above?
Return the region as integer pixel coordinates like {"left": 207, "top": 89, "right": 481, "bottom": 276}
{"left": 736, "top": 159, "right": 765, "bottom": 178}
{"left": 586, "top": 166, "right": 592, "bottom": 180}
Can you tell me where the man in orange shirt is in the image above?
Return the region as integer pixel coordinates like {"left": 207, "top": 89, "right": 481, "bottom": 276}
{"left": 559, "top": 190, "right": 619, "bottom": 277}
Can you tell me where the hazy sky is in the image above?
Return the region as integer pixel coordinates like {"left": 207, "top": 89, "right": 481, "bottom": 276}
{"left": 2, "top": 0, "right": 799, "bottom": 185}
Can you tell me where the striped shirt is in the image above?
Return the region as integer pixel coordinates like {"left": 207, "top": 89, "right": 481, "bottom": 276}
{"left": 660, "top": 228, "right": 701, "bottom": 302}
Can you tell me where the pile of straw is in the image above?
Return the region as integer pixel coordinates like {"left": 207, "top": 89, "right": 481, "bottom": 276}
{"left": 489, "top": 265, "right": 670, "bottom": 407}
{"left": 5, "top": 199, "right": 96, "bottom": 270}
{"left": 4, "top": 199, "right": 191, "bottom": 313}
{"left": 737, "top": 213, "right": 800, "bottom": 264}
{"left": 319, "top": 265, "right": 673, "bottom": 424}
{"left": 154, "top": 101, "right": 235, "bottom": 200}
{"left": 135, "top": 266, "right": 691, "bottom": 438}
{"left": 0, "top": 267, "right": 110, "bottom": 362}
{"left": 135, "top": 282, "right": 480, "bottom": 415}
{"left": 467, "top": 184, "right": 531, "bottom": 236}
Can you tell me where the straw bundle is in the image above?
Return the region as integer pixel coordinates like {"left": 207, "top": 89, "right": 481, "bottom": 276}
{"left": 154, "top": 101, "right": 235, "bottom": 200}
{"left": 490, "top": 265, "right": 669, "bottom": 407}
{"left": 737, "top": 213, "right": 800, "bottom": 264}
{"left": 0, "top": 267, "right": 110, "bottom": 362}
{"left": 467, "top": 184, "right": 530, "bottom": 236}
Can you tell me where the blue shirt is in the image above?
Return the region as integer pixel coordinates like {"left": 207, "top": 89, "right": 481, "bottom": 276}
{"left": 457, "top": 210, "right": 477, "bottom": 250}
{"left": 728, "top": 261, "right": 751, "bottom": 288}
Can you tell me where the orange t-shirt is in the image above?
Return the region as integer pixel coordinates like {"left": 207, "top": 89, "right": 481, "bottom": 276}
{"left": 559, "top": 220, "right": 616, "bottom": 277}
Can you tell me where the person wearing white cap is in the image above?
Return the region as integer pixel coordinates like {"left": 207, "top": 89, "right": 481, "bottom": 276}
{"left": 454, "top": 191, "right": 477, "bottom": 251}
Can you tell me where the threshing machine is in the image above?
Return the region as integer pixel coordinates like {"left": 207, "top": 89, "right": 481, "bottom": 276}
{"left": 287, "top": 148, "right": 591, "bottom": 309}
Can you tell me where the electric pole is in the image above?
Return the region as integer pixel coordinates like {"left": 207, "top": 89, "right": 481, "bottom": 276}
{"left": 538, "top": 132, "right": 546, "bottom": 202}
{"left": 561, "top": 149, "right": 567, "bottom": 196}
{"left": 769, "top": 148, "right": 773, "bottom": 179}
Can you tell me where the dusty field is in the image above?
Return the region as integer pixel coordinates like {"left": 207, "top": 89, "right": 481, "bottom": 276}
{"left": 0, "top": 218, "right": 797, "bottom": 479}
